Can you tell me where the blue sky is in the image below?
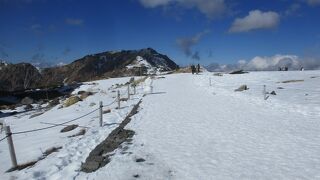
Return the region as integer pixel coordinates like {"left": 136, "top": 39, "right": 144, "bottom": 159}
{"left": 0, "top": 0, "right": 320, "bottom": 66}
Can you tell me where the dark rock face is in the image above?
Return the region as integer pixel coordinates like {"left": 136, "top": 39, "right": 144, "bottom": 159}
{"left": 0, "top": 48, "right": 178, "bottom": 92}
{"left": 0, "top": 63, "right": 41, "bottom": 91}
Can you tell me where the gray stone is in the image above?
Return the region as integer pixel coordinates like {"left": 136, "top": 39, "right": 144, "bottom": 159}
{"left": 81, "top": 161, "right": 100, "bottom": 172}
{"left": 60, "top": 124, "right": 78, "bottom": 133}
{"left": 270, "top": 91, "right": 277, "bottom": 95}
{"left": 21, "top": 97, "right": 34, "bottom": 105}
{"left": 135, "top": 158, "right": 146, "bottom": 163}
{"left": 235, "top": 85, "right": 248, "bottom": 92}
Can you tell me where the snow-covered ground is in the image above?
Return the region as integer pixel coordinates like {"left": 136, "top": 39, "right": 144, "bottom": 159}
{"left": 1, "top": 70, "right": 320, "bottom": 179}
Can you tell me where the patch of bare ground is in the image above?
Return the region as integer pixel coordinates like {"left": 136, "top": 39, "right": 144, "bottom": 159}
{"left": 81, "top": 100, "right": 142, "bottom": 173}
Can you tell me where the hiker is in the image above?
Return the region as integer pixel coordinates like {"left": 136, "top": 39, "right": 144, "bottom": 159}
{"left": 196, "top": 64, "right": 200, "bottom": 74}
{"left": 191, "top": 65, "right": 196, "bottom": 74}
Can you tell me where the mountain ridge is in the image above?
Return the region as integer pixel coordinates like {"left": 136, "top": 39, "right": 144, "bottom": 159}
{"left": 0, "top": 48, "right": 178, "bottom": 92}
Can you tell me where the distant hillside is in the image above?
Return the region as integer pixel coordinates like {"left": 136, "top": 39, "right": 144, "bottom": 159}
{"left": 0, "top": 48, "right": 178, "bottom": 92}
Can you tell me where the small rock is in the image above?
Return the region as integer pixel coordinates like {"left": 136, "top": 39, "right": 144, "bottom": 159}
{"left": 77, "top": 91, "right": 86, "bottom": 95}
{"left": 135, "top": 158, "right": 146, "bottom": 163}
{"left": 277, "top": 87, "right": 284, "bottom": 89}
{"left": 235, "top": 85, "right": 249, "bottom": 92}
{"left": 133, "top": 174, "right": 140, "bottom": 178}
{"left": 21, "top": 97, "right": 34, "bottom": 105}
{"left": 213, "top": 73, "right": 223, "bottom": 76}
{"left": 80, "top": 91, "right": 93, "bottom": 100}
{"left": 270, "top": 91, "right": 277, "bottom": 95}
{"left": 81, "top": 161, "right": 100, "bottom": 172}
{"left": 24, "top": 104, "right": 33, "bottom": 110}
{"left": 103, "top": 109, "right": 111, "bottom": 114}
{"left": 229, "top": 70, "right": 248, "bottom": 74}
{"left": 64, "top": 96, "right": 81, "bottom": 107}
{"left": 89, "top": 102, "right": 96, "bottom": 107}
{"left": 48, "top": 98, "right": 60, "bottom": 107}
{"left": 129, "top": 77, "right": 135, "bottom": 83}
{"left": 60, "top": 124, "right": 78, "bottom": 133}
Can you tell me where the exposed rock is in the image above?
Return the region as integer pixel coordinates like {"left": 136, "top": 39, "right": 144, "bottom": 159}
{"left": 103, "top": 109, "right": 111, "bottom": 114}
{"left": 79, "top": 91, "right": 93, "bottom": 100}
{"left": 277, "top": 87, "right": 284, "bottom": 89}
{"left": 0, "top": 63, "right": 41, "bottom": 91}
{"left": 280, "top": 80, "right": 304, "bottom": 83}
{"left": 235, "top": 85, "right": 249, "bottom": 92}
{"left": 24, "top": 104, "right": 33, "bottom": 110}
{"left": 135, "top": 158, "right": 146, "bottom": 163}
{"left": 81, "top": 100, "right": 142, "bottom": 173}
{"left": 129, "top": 77, "right": 135, "bottom": 83}
{"left": 48, "top": 98, "right": 60, "bottom": 107}
{"left": 21, "top": 97, "right": 34, "bottom": 105}
{"left": 89, "top": 102, "right": 96, "bottom": 107}
{"left": 213, "top": 73, "right": 223, "bottom": 76}
{"left": 270, "top": 91, "right": 277, "bottom": 95}
{"left": 229, "top": 70, "right": 248, "bottom": 74}
{"left": 77, "top": 91, "right": 86, "bottom": 95}
{"left": 64, "top": 96, "right": 81, "bottom": 107}
{"left": 60, "top": 124, "right": 78, "bottom": 133}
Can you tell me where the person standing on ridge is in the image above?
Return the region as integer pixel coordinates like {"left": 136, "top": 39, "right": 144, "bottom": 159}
{"left": 191, "top": 65, "right": 196, "bottom": 74}
{"left": 196, "top": 64, "right": 200, "bottom": 74}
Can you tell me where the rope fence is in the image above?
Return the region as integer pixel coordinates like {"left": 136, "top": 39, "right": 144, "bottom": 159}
{"left": 11, "top": 107, "right": 100, "bottom": 135}
{"left": 0, "top": 135, "right": 8, "bottom": 143}
{"left": 0, "top": 78, "right": 147, "bottom": 170}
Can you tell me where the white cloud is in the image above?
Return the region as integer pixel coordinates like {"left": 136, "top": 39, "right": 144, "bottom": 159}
{"left": 138, "top": 0, "right": 227, "bottom": 18}
{"left": 229, "top": 10, "right": 280, "bottom": 33}
{"left": 207, "top": 54, "right": 320, "bottom": 72}
{"left": 245, "top": 55, "right": 299, "bottom": 70}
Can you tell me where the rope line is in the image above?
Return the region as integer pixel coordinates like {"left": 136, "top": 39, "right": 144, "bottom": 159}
{"left": 12, "top": 108, "right": 99, "bottom": 135}
{"left": 103, "top": 98, "right": 117, "bottom": 107}
{"left": 8, "top": 83, "right": 139, "bottom": 136}
{"left": 0, "top": 135, "right": 8, "bottom": 142}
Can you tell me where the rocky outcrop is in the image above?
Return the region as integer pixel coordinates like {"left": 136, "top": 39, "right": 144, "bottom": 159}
{"left": 0, "top": 63, "right": 41, "bottom": 91}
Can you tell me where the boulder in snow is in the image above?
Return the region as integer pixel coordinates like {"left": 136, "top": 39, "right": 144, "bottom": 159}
{"left": 21, "top": 97, "right": 34, "bottom": 105}
{"left": 235, "top": 85, "right": 249, "bottom": 92}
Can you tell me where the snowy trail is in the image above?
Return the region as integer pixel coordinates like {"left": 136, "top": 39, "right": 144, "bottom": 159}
{"left": 114, "top": 73, "right": 320, "bottom": 179}
{"left": 1, "top": 72, "right": 320, "bottom": 179}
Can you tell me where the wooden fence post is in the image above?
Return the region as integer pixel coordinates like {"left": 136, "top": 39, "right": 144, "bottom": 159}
{"left": 4, "top": 126, "right": 18, "bottom": 169}
{"left": 127, "top": 84, "right": 130, "bottom": 100}
{"left": 99, "top": 101, "right": 103, "bottom": 127}
{"left": 133, "top": 84, "right": 136, "bottom": 95}
{"left": 209, "top": 78, "right": 212, "bottom": 86}
{"left": 117, "top": 90, "right": 120, "bottom": 109}
{"left": 263, "top": 85, "right": 267, "bottom": 100}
